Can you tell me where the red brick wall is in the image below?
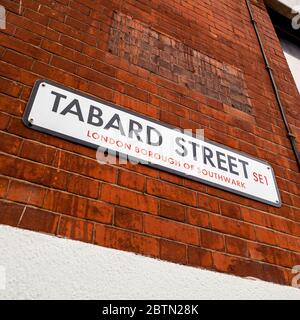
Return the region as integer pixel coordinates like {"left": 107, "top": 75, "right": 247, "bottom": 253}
{"left": 0, "top": 0, "right": 299, "bottom": 286}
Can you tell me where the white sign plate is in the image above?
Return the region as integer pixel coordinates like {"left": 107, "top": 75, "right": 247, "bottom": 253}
{"left": 23, "top": 80, "right": 281, "bottom": 207}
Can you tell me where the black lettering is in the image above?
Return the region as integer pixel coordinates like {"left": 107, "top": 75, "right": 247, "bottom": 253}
{"left": 87, "top": 105, "right": 103, "bottom": 127}
{"left": 51, "top": 91, "right": 67, "bottom": 112}
{"left": 129, "top": 120, "right": 143, "bottom": 142}
{"left": 60, "top": 99, "right": 84, "bottom": 122}
{"left": 216, "top": 151, "right": 228, "bottom": 172}
{"left": 104, "top": 113, "right": 125, "bottom": 136}
{"left": 238, "top": 159, "right": 249, "bottom": 179}
{"left": 203, "top": 146, "right": 215, "bottom": 167}
{"left": 188, "top": 141, "right": 200, "bottom": 161}
{"left": 228, "top": 155, "right": 239, "bottom": 175}
{"left": 175, "top": 137, "right": 188, "bottom": 157}
{"left": 146, "top": 126, "right": 162, "bottom": 146}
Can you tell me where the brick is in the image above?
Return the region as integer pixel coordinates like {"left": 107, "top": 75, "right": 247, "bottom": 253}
{"left": 248, "top": 243, "right": 294, "bottom": 268}
{"left": 0, "top": 77, "right": 23, "bottom": 97}
{"left": 261, "top": 264, "right": 288, "bottom": 285}
{"left": 122, "top": 160, "right": 159, "bottom": 179}
{"left": 292, "top": 251, "right": 300, "bottom": 265}
{"left": 23, "top": 8, "right": 50, "bottom": 25}
{"left": 2, "top": 156, "right": 68, "bottom": 190}
{"left": 0, "top": 132, "right": 22, "bottom": 155}
{"left": 0, "top": 94, "right": 25, "bottom": 116}
{"left": 0, "top": 154, "right": 65, "bottom": 189}
{"left": 114, "top": 207, "right": 143, "bottom": 232}
{"left": 2, "top": 49, "right": 34, "bottom": 70}
{"left": 201, "top": 229, "right": 225, "bottom": 251}
{"left": 0, "top": 0, "right": 22, "bottom": 14}
{"left": 255, "top": 226, "right": 277, "bottom": 246}
{"left": 225, "top": 236, "right": 249, "bottom": 257}
{"left": 0, "top": 177, "right": 9, "bottom": 198}
{"left": 114, "top": 92, "right": 159, "bottom": 118}
{"left": 210, "top": 214, "right": 256, "bottom": 241}
{"left": 95, "top": 225, "right": 159, "bottom": 257}
{"left": 32, "top": 61, "right": 79, "bottom": 87}
{"left": 19, "top": 141, "right": 57, "bottom": 165}
{"left": 223, "top": 104, "right": 255, "bottom": 122}
{"left": 116, "top": 69, "right": 157, "bottom": 94}
{"left": 6, "top": 180, "right": 46, "bottom": 207}
{"left": 160, "top": 110, "right": 180, "bottom": 127}
{"left": 14, "top": 28, "right": 42, "bottom": 47}
{"left": 183, "top": 179, "right": 207, "bottom": 193}
{"left": 0, "top": 33, "right": 50, "bottom": 63}
{"left": 51, "top": 55, "right": 78, "bottom": 74}
{"left": 71, "top": 196, "right": 113, "bottom": 224}
{"left": 125, "top": 84, "right": 149, "bottom": 103}
{"left": 146, "top": 179, "right": 197, "bottom": 206}
{"left": 109, "top": 11, "right": 251, "bottom": 111}
{"left": 66, "top": 174, "right": 99, "bottom": 199}
{"left": 77, "top": 65, "right": 124, "bottom": 92}
{"left": 101, "top": 184, "right": 158, "bottom": 214}
{"left": 220, "top": 201, "right": 241, "bottom": 219}
{"left": 159, "top": 199, "right": 185, "bottom": 222}
{"left": 47, "top": 168, "right": 69, "bottom": 190}
{"left": 198, "top": 193, "right": 219, "bottom": 213}
{"left": 19, "top": 207, "right": 60, "bottom": 234}
{"left": 65, "top": 15, "right": 97, "bottom": 34}
{"left": 187, "top": 246, "right": 213, "bottom": 269}
{"left": 43, "top": 190, "right": 74, "bottom": 215}
{"left": 0, "top": 61, "right": 37, "bottom": 86}
{"left": 159, "top": 171, "right": 184, "bottom": 185}
{"left": 186, "top": 207, "right": 210, "bottom": 228}
{"left": 241, "top": 207, "right": 267, "bottom": 226}
{"left": 47, "top": 18, "right": 80, "bottom": 40}
{"left": 8, "top": 10, "right": 59, "bottom": 41}
{"left": 58, "top": 216, "right": 94, "bottom": 243}
{"left": 268, "top": 215, "right": 292, "bottom": 235}
{"left": 275, "top": 233, "right": 300, "bottom": 252}
{"left": 144, "top": 215, "right": 200, "bottom": 245}
{"left": 189, "top": 110, "right": 211, "bottom": 128}
{"left": 41, "top": 38, "right": 76, "bottom": 61}
{"left": 60, "top": 34, "right": 84, "bottom": 52}
{"left": 0, "top": 200, "right": 24, "bottom": 226}
{"left": 69, "top": 0, "right": 91, "bottom": 15}
{"left": 212, "top": 252, "right": 265, "bottom": 280}
{"left": 0, "top": 112, "right": 11, "bottom": 130}
{"left": 118, "top": 170, "right": 145, "bottom": 192}
{"left": 180, "top": 96, "right": 198, "bottom": 110}
{"left": 160, "top": 240, "right": 187, "bottom": 264}
{"left": 78, "top": 79, "right": 114, "bottom": 102}
{"left": 58, "top": 151, "right": 117, "bottom": 183}
{"left": 93, "top": 59, "right": 117, "bottom": 77}
{"left": 39, "top": 5, "right": 66, "bottom": 23}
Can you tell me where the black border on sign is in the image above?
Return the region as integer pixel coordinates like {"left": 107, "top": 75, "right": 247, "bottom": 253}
{"left": 22, "top": 79, "right": 282, "bottom": 208}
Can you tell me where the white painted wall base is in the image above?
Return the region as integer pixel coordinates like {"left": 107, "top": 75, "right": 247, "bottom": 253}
{"left": 0, "top": 225, "right": 299, "bottom": 300}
